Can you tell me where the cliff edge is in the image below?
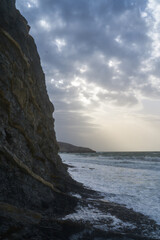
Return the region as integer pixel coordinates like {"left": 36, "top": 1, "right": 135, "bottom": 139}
{"left": 1, "top": 2, "right": 156, "bottom": 240}
{"left": 0, "top": 1, "right": 79, "bottom": 237}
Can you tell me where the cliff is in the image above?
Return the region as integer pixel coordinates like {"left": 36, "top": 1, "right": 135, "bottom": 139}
{"left": 0, "top": 0, "right": 79, "bottom": 238}
{"left": 58, "top": 142, "right": 96, "bottom": 153}
{"left": 0, "top": 1, "right": 158, "bottom": 239}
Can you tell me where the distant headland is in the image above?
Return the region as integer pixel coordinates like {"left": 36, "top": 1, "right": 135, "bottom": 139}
{"left": 58, "top": 141, "right": 96, "bottom": 153}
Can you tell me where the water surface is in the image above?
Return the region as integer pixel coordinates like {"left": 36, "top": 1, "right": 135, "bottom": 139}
{"left": 60, "top": 152, "right": 160, "bottom": 225}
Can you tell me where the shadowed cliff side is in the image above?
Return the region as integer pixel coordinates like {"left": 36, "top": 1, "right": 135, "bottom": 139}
{"left": 0, "top": 0, "right": 79, "bottom": 226}
{"left": 1, "top": 1, "right": 159, "bottom": 240}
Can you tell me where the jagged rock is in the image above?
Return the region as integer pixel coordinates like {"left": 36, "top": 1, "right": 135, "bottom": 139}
{"left": 58, "top": 142, "right": 96, "bottom": 153}
{"left": 0, "top": 1, "right": 159, "bottom": 240}
{"left": 0, "top": 0, "right": 77, "bottom": 224}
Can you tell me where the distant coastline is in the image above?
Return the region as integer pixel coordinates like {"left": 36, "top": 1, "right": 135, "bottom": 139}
{"left": 58, "top": 141, "right": 96, "bottom": 153}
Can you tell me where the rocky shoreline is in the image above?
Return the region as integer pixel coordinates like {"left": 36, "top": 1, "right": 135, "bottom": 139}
{"left": 0, "top": 1, "right": 160, "bottom": 239}
{"left": 1, "top": 182, "right": 160, "bottom": 240}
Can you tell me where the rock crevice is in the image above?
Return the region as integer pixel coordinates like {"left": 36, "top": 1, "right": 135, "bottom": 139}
{"left": 0, "top": 0, "right": 76, "bottom": 218}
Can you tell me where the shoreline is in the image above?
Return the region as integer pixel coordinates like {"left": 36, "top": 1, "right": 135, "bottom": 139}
{"left": 55, "top": 187, "right": 160, "bottom": 240}
{"left": 1, "top": 183, "right": 159, "bottom": 240}
{"left": 58, "top": 154, "right": 160, "bottom": 240}
{"left": 0, "top": 158, "right": 159, "bottom": 239}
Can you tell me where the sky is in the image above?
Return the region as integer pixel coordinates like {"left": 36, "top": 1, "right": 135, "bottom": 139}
{"left": 16, "top": 0, "right": 160, "bottom": 151}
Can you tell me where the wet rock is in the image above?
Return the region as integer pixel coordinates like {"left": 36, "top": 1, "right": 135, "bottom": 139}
{"left": 0, "top": 1, "right": 160, "bottom": 239}
{"left": 0, "top": 0, "right": 78, "bottom": 233}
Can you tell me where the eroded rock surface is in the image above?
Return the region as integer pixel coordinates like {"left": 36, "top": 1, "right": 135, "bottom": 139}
{"left": 0, "top": 1, "right": 160, "bottom": 240}
{"left": 0, "top": 0, "right": 77, "bottom": 225}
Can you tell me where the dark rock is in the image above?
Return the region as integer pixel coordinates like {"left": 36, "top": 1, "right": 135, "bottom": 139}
{"left": 58, "top": 141, "right": 96, "bottom": 153}
{"left": 0, "top": 0, "right": 78, "bottom": 227}
{"left": 0, "top": 1, "right": 160, "bottom": 239}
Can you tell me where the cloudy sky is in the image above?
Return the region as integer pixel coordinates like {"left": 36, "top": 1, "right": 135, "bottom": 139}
{"left": 16, "top": 0, "right": 160, "bottom": 151}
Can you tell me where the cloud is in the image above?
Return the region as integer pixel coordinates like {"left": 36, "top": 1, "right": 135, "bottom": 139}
{"left": 16, "top": 0, "right": 160, "bottom": 149}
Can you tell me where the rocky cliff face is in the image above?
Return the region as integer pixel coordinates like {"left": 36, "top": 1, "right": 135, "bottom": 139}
{"left": 0, "top": 0, "right": 78, "bottom": 232}
{"left": 0, "top": 2, "right": 159, "bottom": 239}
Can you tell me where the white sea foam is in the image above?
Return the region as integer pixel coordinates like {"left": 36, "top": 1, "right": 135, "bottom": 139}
{"left": 60, "top": 152, "right": 160, "bottom": 226}
{"left": 70, "top": 193, "right": 82, "bottom": 199}
{"left": 63, "top": 205, "right": 136, "bottom": 231}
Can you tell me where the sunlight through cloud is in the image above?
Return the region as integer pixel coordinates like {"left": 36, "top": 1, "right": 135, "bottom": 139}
{"left": 54, "top": 38, "right": 66, "bottom": 52}
{"left": 26, "top": 0, "right": 38, "bottom": 8}
{"left": 16, "top": 0, "right": 160, "bottom": 150}
{"left": 39, "top": 19, "right": 51, "bottom": 31}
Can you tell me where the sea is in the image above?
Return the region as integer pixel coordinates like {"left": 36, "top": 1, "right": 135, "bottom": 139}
{"left": 60, "top": 152, "right": 160, "bottom": 227}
